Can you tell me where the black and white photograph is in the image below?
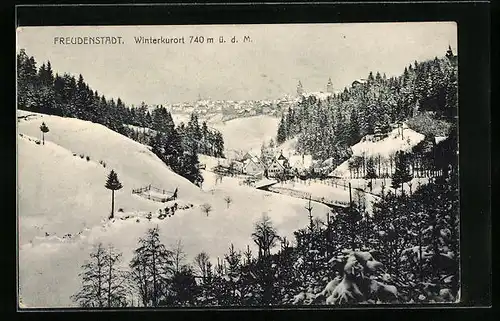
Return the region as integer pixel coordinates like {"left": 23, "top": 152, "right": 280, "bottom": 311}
{"left": 17, "top": 22, "right": 459, "bottom": 308}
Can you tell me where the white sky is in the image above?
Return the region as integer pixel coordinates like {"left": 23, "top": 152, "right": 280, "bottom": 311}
{"left": 16, "top": 23, "right": 457, "bottom": 105}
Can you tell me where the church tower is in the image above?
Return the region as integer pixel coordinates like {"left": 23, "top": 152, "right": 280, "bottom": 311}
{"left": 446, "top": 45, "right": 458, "bottom": 67}
{"left": 327, "top": 77, "right": 334, "bottom": 94}
{"left": 296, "top": 80, "right": 304, "bottom": 96}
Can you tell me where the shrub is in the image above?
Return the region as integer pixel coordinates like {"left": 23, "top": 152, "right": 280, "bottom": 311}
{"left": 35, "top": 140, "right": 41, "bottom": 145}
{"left": 73, "top": 153, "right": 77, "bottom": 156}
{"left": 86, "top": 156, "right": 90, "bottom": 161}
{"left": 117, "top": 208, "right": 124, "bottom": 213}
{"left": 313, "top": 251, "right": 398, "bottom": 305}
{"left": 200, "top": 203, "right": 212, "bottom": 216}
{"left": 79, "top": 154, "right": 84, "bottom": 159}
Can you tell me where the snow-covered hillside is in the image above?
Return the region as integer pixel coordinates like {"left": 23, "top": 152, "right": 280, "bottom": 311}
{"left": 170, "top": 113, "right": 280, "bottom": 156}
{"left": 17, "top": 110, "right": 331, "bottom": 308}
{"left": 210, "top": 115, "right": 280, "bottom": 155}
{"left": 330, "top": 123, "right": 425, "bottom": 178}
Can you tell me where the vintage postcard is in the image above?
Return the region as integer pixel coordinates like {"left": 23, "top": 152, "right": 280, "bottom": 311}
{"left": 17, "top": 23, "right": 459, "bottom": 308}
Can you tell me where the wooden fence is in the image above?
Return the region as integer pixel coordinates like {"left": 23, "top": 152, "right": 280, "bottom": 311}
{"left": 132, "top": 185, "right": 177, "bottom": 203}
{"left": 268, "top": 186, "right": 350, "bottom": 208}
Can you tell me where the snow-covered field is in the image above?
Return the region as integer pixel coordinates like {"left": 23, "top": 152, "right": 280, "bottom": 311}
{"left": 330, "top": 123, "right": 425, "bottom": 178}
{"left": 17, "top": 110, "right": 331, "bottom": 308}
{"left": 211, "top": 115, "right": 280, "bottom": 154}
{"left": 172, "top": 113, "right": 280, "bottom": 155}
{"left": 269, "top": 180, "right": 380, "bottom": 215}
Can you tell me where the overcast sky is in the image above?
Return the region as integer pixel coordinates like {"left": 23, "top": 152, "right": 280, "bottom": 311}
{"left": 17, "top": 23, "right": 457, "bottom": 105}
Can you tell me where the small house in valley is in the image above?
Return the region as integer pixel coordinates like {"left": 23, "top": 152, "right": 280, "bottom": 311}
{"left": 243, "top": 156, "right": 265, "bottom": 176}
{"left": 266, "top": 152, "right": 290, "bottom": 178}
{"left": 288, "top": 154, "right": 313, "bottom": 175}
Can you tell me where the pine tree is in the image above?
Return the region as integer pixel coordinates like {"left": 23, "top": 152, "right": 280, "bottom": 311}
{"left": 105, "top": 170, "right": 123, "bottom": 219}
{"left": 348, "top": 109, "right": 361, "bottom": 146}
{"left": 277, "top": 116, "right": 287, "bottom": 144}
{"left": 164, "top": 129, "right": 183, "bottom": 171}
{"left": 75, "top": 74, "right": 87, "bottom": 119}
{"left": 166, "top": 265, "right": 199, "bottom": 306}
{"left": 391, "top": 151, "right": 412, "bottom": 194}
{"left": 17, "top": 49, "right": 36, "bottom": 110}
{"left": 224, "top": 243, "right": 242, "bottom": 304}
{"left": 365, "top": 157, "right": 377, "bottom": 187}
{"left": 39, "top": 122, "right": 49, "bottom": 145}
{"left": 215, "top": 131, "right": 225, "bottom": 158}
{"left": 150, "top": 132, "right": 164, "bottom": 156}
{"left": 182, "top": 150, "right": 204, "bottom": 187}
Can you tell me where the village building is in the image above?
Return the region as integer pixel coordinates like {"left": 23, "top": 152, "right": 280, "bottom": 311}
{"left": 243, "top": 156, "right": 265, "bottom": 176}
{"left": 288, "top": 154, "right": 313, "bottom": 175}
{"left": 266, "top": 152, "right": 290, "bottom": 178}
{"left": 297, "top": 80, "right": 304, "bottom": 96}
{"left": 267, "top": 159, "right": 286, "bottom": 178}
{"left": 326, "top": 78, "right": 334, "bottom": 94}
{"left": 352, "top": 78, "right": 367, "bottom": 88}
{"left": 231, "top": 160, "right": 245, "bottom": 173}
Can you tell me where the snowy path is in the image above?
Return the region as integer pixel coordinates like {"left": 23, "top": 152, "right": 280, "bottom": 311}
{"left": 265, "top": 179, "right": 381, "bottom": 215}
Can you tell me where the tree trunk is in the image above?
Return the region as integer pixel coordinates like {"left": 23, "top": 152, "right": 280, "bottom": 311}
{"left": 97, "top": 256, "right": 103, "bottom": 307}
{"left": 107, "top": 255, "right": 112, "bottom": 307}
{"left": 110, "top": 190, "right": 115, "bottom": 219}
{"left": 418, "top": 228, "right": 423, "bottom": 283}
{"left": 152, "top": 240, "right": 157, "bottom": 307}
{"left": 42, "top": 132, "right": 45, "bottom": 145}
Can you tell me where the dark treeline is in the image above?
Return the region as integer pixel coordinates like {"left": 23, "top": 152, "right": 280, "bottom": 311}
{"left": 131, "top": 111, "right": 224, "bottom": 187}
{"left": 17, "top": 49, "right": 128, "bottom": 134}
{"left": 277, "top": 47, "right": 458, "bottom": 166}
{"left": 17, "top": 49, "right": 224, "bottom": 187}
{"left": 140, "top": 109, "right": 224, "bottom": 187}
{"left": 128, "top": 104, "right": 224, "bottom": 159}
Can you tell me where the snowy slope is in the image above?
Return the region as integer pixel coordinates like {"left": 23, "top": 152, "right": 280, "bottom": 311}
{"left": 330, "top": 123, "right": 425, "bottom": 178}
{"left": 18, "top": 111, "right": 203, "bottom": 200}
{"left": 17, "top": 110, "right": 331, "bottom": 308}
{"left": 211, "top": 115, "right": 280, "bottom": 155}
{"left": 170, "top": 113, "right": 280, "bottom": 156}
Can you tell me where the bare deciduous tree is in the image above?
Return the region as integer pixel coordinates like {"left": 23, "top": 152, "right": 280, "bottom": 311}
{"left": 71, "top": 243, "right": 128, "bottom": 308}
{"left": 201, "top": 203, "right": 212, "bottom": 216}
{"left": 194, "top": 251, "right": 210, "bottom": 281}
{"left": 224, "top": 196, "right": 232, "bottom": 209}
{"left": 172, "top": 240, "right": 187, "bottom": 274}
